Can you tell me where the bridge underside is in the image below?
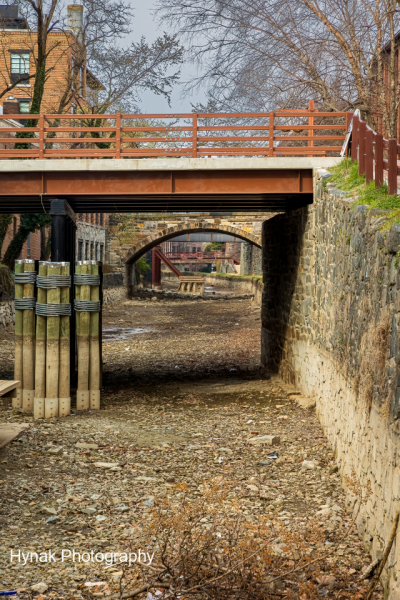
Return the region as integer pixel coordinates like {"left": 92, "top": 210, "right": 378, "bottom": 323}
{"left": 0, "top": 166, "right": 315, "bottom": 213}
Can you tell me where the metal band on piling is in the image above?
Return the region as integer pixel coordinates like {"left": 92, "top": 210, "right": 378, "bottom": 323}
{"left": 74, "top": 300, "right": 101, "bottom": 312}
{"left": 36, "top": 302, "right": 71, "bottom": 316}
{"left": 37, "top": 275, "right": 71, "bottom": 288}
{"left": 14, "top": 298, "right": 36, "bottom": 310}
{"left": 13, "top": 272, "right": 37, "bottom": 284}
{"left": 74, "top": 274, "right": 100, "bottom": 286}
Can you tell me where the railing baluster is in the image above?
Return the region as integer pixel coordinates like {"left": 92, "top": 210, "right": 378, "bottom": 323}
{"left": 352, "top": 115, "right": 359, "bottom": 162}
{"left": 192, "top": 113, "right": 198, "bottom": 158}
{"left": 308, "top": 100, "right": 314, "bottom": 157}
{"left": 39, "top": 115, "right": 44, "bottom": 159}
{"left": 375, "top": 133, "right": 383, "bottom": 188}
{"left": 388, "top": 138, "right": 398, "bottom": 195}
{"left": 116, "top": 114, "right": 121, "bottom": 159}
{"left": 358, "top": 120, "right": 366, "bottom": 176}
{"left": 365, "top": 129, "right": 373, "bottom": 184}
{"left": 269, "top": 113, "right": 274, "bottom": 157}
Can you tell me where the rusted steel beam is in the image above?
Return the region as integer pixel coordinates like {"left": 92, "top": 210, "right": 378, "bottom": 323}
{"left": 0, "top": 168, "right": 314, "bottom": 197}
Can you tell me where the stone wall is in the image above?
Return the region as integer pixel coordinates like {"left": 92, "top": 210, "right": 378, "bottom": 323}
{"left": 0, "top": 265, "right": 14, "bottom": 329}
{"left": 0, "top": 300, "right": 13, "bottom": 329}
{"left": 240, "top": 242, "right": 262, "bottom": 275}
{"left": 261, "top": 171, "right": 400, "bottom": 599}
{"left": 102, "top": 272, "right": 127, "bottom": 306}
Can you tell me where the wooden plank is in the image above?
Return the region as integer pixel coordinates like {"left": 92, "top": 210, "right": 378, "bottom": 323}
{"left": 0, "top": 422, "right": 30, "bottom": 449}
{"left": 0, "top": 380, "right": 20, "bottom": 396}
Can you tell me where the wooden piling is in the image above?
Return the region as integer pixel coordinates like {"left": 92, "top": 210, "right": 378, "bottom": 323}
{"left": 76, "top": 261, "right": 90, "bottom": 410}
{"left": 45, "top": 262, "right": 61, "bottom": 418}
{"left": 59, "top": 262, "right": 71, "bottom": 417}
{"left": 34, "top": 261, "right": 47, "bottom": 419}
{"left": 22, "top": 259, "right": 35, "bottom": 411}
{"left": 89, "top": 261, "right": 101, "bottom": 410}
{"left": 12, "top": 260, "right": 24, "bottom": 409}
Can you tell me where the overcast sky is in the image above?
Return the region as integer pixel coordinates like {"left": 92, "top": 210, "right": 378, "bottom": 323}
{"left": 128, "top": 0, "right": 207, "bottom": 114}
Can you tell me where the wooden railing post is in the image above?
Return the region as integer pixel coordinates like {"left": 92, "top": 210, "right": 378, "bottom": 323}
{"left": 269, "top": 112, "right": 274, "bottom": 157}
{"left": 358, "top": 120, "right": 366, "bottom": 176}
{"left": 308, "top": 100, "right": 314, "bottom": 156}
{"left": 115, "top": 114, "right": 121, "bottom": 159}
{"left": 192, "top": 113, "right": 198, "bottom": 158}
{"left": 39, "top": 114, "right": 44, "bottom": 159}
{"left": 388, "top": 138, "right": 398, "bottom": 195}
{"left": 375, "top": 133, "right": 383, "bottom": 188}
{"left": 365, "top": 129, "right": 373, "bottom": 184}
{"left": 351, "top": 115, "right": 359, "bottom": 162}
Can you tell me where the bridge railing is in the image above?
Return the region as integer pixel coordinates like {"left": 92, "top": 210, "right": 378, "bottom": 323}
{"left": 350, "top": 114, "right": 400, "bottom": 195}
{"left": 0, "top": 107, "right": 349, "bottom": 159}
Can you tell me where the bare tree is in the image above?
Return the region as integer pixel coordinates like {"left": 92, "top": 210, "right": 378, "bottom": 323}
{"left": 156, "top": 0, "right": 400, "bottom": 137}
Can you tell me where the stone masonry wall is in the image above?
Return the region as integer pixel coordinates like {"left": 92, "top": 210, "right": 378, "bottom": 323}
{"left": 261, "top": 171, "right": 400, "bottom": 599}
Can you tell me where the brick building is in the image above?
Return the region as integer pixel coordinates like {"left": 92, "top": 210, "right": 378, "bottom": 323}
{"left": 0, "top": 4, "right": 107, "bottom": 264}
{"left": 0, "top": 212, "right": 107, "bottom": 263}
{"left": 0, "top": 214, "right": 41, "bottom": 261}
{"left": 0, "top": 4, "right": 101, "bottom": 116}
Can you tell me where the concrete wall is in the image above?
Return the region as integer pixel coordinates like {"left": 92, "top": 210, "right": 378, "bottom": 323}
{"left": 161, "top": 271, "right": 263, "bottom": 305}
{"left": 261, "top": 171, "right": 400, "bottom": 599}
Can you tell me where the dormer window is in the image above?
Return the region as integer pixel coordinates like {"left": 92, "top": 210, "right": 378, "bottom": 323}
{"left": 10, "top": 51, "right": 30, "bottom": 83}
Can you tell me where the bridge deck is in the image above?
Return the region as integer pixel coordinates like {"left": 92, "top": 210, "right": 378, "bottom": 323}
{"left": 0, "top": 157, "right": 341, "bottom": 213}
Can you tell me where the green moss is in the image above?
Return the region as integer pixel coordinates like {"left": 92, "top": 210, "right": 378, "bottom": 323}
{"left": 207, "top": 273, "right": 262, "bottom": 282}
{"left": 327, "top": 158, "right": 400, "bottom": 227}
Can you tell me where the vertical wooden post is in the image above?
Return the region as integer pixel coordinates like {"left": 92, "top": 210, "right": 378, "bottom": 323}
{"left": 346, "top": 112, "right": 354, "bottom": 157}
{"left": 351, "top": 115, "right": 359, "bottom": 162}
{"left": 358, "top": 120, "right": 366, "bottom": 176}
{"left": 12, "top": 260, "right": 24, "bottom": 408}
{"left": 22, "top": 260, "right": 35, "bottom": 411}
{"left": 388, "top": 138, "right": 398, "bottom": 196}
{"left": 308, "top": 100, "right": 314, "bottom": 157}
{"left": 89, "top": 261, "right": 100, "bottom": 410}
{"left": 269, "top": 113, "right": 274, "bottom": 157}
{"left": 76, "top": 261, "right": 90, "bottom": 410}
{"left": 375, "top": 133, "right": 384, "bottom": 188}
{"left": 115, "top": 114, "right": 121, "bottom": 159}
{"left": 38, "top": 114, "right": 44, "bottom": 159}
{"left": 192, "top": 113, "right": 198, "bottom": 158}
{"left": 45, "top": 262, "right": 61, "bottom": 418}
{"left": 34, "top": 261, "right": 47, "bottom": 419}
{"left": 365, "top": 129, "right": 373, "bottom": 184}
{"left": 59, "top": 262, "right": 71, "bottom": 417}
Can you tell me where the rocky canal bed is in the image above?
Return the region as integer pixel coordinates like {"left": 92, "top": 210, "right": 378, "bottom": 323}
{"left": 0, "top": 297, "right": 378, "bottom": 598}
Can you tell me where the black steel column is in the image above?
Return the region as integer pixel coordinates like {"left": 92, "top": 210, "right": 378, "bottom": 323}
{"left": 49, "top": 199, "right": 77, "bottom": 384}
{"left": 50, "top": 199, "right": 68, "bottom": 262}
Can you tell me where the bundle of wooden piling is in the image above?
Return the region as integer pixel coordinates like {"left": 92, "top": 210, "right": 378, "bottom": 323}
{"left": 32, "top": 260, "right": 71, "bottom": 419}
{"left": 75, "top": 260, "right": 101, "bottom": 411}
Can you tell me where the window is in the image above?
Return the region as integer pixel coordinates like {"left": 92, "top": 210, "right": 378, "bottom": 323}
{"left": 10, "top": 52, "right": 29, "bottom": 83}
{"left": 100, "top": 244, "right": 104, "bottom": 262}
{"left": 95, "top": 242, "right": 99, "bottom": 260}
{"left": 100, "top": 213, "right": 104, "bottom": 227}
{"left": 19, "top": 100, "right": 30, "bottom": 113}
{"left": 77, "top": 240, "right": 83, "bottom": 261}
{"left": 85, "top": 242, "right": 89, "bottom": 260}
{"left": 90, "top": 243, "right": 94, "bottom": 260}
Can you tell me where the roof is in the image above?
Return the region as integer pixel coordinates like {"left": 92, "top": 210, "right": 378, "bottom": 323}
{"left": 86, "top": 68, "right": 105, "bottom": 91}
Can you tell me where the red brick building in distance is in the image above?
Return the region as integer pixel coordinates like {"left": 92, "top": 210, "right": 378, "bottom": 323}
{"left": 0, "top": 4, "right": 107, "bottom": 262}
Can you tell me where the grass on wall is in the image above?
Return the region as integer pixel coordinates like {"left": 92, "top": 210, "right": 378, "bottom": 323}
{"left": 327, "top": 158, "right": 400, "bottom": 212}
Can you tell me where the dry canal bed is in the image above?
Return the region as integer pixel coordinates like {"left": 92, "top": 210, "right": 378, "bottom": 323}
{"left": 0, "top": 297, "right": 377, "bottom": 598}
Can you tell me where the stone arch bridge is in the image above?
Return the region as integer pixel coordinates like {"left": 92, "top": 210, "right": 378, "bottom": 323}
{"left": 106, "top": 214, "right": 266, "bottom": 282}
